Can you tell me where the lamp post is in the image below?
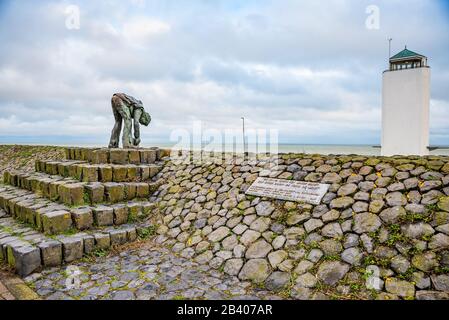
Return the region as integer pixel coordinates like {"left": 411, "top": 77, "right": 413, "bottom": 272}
{"left": 388, "top": 38, "right": 393, "bottom": 65}
{"left": 241, "top": 117, "right": 246, "bottom": 153}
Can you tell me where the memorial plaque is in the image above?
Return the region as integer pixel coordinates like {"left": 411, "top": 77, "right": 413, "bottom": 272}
{"left": 246, "top": 177, "right": 330, "bottom": 205}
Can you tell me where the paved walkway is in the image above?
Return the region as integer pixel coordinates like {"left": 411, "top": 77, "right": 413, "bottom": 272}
{"left": 0, "top": 279, "right": 15, "bottom": 300}
{"left": 24, "top": 241, "right": 285, "bottom": 300}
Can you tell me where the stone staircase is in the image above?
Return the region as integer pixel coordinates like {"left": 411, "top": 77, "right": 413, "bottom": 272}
{"left": 0, "top": 147, "right": 168, "bottom": 277}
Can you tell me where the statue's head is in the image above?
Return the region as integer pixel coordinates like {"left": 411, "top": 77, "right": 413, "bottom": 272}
{"left": 140, "top": 111, "right": 151, "bottom": 126}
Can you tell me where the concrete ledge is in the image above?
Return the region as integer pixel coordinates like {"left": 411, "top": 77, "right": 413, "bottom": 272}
{"left": 1, "top": 274, "right": 40, "bottom": 300}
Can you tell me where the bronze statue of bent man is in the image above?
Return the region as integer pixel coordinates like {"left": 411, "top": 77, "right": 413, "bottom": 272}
{"left": 108, "top": 93, "right": 151, "bottom": 149}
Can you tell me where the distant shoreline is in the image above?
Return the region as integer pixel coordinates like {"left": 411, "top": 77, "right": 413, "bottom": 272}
{"left": 1, "top": 143, "right": 449, "bottom": 156}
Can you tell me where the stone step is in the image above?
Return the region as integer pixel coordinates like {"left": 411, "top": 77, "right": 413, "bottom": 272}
{"left": 64, "top": 147, "right": 169, "bottom": 165}
{"left": 3, "top": 171, "right": 162, "bottom": 206}
{"left": 0, "top": 209, "right": 156, "bottom": 277}
{"left": 35, "top": 159, "right": 162, "bottom": 183}
{"left": 0, "top": 184, "right": 158, "bottom": 235}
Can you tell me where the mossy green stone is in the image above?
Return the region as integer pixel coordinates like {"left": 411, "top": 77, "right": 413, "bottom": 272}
{"left": 94, "top": 233, "right": 111, "bottom": 249}
{"left": 113, "top": 166, "right": 127, "bottom": 182}
{"left": 411, "top": 252, "right": 438, "bottom": 272}
{"left": 84, "top": 183, "right": 105, "bottom": 204}
{"left": 149, "top": 165, "right": 161, "bottom": 178}
{"left": 42, "top": 210, "right": 73, "bottom": 234}
{"left": 365, "top": 158, "right": 381, "bottom": 166}
{"left": 128, "top": 203, "right": 142, "bottom": 221}
{"left": 128, "top": 150, "right": 141, "bottom": 164}
{"left": 125, "top": 183, "right": 137, "bottom": 200}
{"left": 127, "top": 166, "right": 138, "bottom": 181}
{"left": 427, "top": 160, "right": 444, "bottom": 171}
{"left": 136, "top": 183, "right": 150, "bottom": 198}
{"left": 112, "top": 204, "right": 128, "bottom": 225}
{"left": 169, "top": 185, "right": 181, "bottom": 194}
{"left": 442, "top": 162, "right": 449, "bottom": 174}
{"left": 82, "top": 166, "right": 98, "bottom": 182}
{"left": 396, "top": 163, "right": 415, "bottom": 171}
{"left": 104, "top": 183, "right": 125, "bottom": 203}
{"left": 92, "top": 149, "right": 109, "bottom": 164}
{"left": 71, "top": 207, "right": 93, "bottom": 230}
{"left": 438, "top": 197, "right": 449, "bottom": 213}
{"left": 99, "top": 166, "right": 113, "bottom": 182}
{"left": 139, "top": 166, "right": 150, "bottom": 180}
{"left": 330, "top": 197, "right": 354, "bottom": 209}
{"left": 110, "top": 149, "right": 128, "bottom": 164}
{"left": 69, "top": 183, "right": 86, "bottom": 206}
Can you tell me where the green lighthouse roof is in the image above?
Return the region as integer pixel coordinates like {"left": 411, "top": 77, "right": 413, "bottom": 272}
{"left": 390, "top": 47, "right": 426, "bottom": 61}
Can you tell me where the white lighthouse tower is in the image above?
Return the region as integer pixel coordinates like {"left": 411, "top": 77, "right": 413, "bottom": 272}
{"left": 381, "top": 47, "right": 431, "bottom": 156}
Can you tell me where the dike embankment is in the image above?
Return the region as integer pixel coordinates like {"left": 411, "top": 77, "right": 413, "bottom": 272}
{"left": 1, "top": 145, "right": 449, "bottom": 300}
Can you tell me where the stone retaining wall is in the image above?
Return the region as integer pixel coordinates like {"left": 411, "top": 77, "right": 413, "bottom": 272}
{"left": 150, "top": 152, "right": 449, "bottom": 300}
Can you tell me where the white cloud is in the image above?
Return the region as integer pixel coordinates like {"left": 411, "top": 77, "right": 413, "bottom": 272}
{"left": 122, "top": 18, "right": 171, "bottom": 43}
{"left": 0, "top": 0, "right": 448, "bottom": 145}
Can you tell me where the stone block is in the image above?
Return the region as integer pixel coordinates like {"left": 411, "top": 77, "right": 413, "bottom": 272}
{"left": 68, "top": 164, "right": 78, "bottom": 179}
{"left": 124, "top": 183, "right": 137, "bottom": 200}
{"left": 99, "top": 165, "right": 113, "bottom": 182}
{"left": 38, "top": 240, "right": 62, "bottom": 267}
{"left": 128, "top": 150, "right": 141, "bottom": 164}
{"left": 149, "top": 165, "right": 161, "bottom": 178}
{"left": 35, "top": 205, "right": 67, "bottom": 231}
{"left": 84, "top": 183, "right": 104, "bottom": 204}
{"left": 74, "top": 148, "right": 83, "bottom": 161}
{"left": 46, "top": 162, "right": 59, "bottom": 175}
{"left": 60, "top": 236, "right": 84, "bottom": 263}
{"left": 1, "top": 237, "right": 19, "bottom": 261}
{"left": 92, "top": 205, "right": 114, "bottom": 226}
{"left": 110, "top": 149, "right": 128, "bottom": 164}
{"left": 128, "top": 202, "right": 142, "bottom": 221}
{"left": 42, "top": 210, "right": 73, "bottom": 235}
{"left": 113, "top": 166, "right": 128, "bottom": 182}
{"left": 59, "top": 183, "right": 85, "bottom": 206}
{"left": 139, "top": 166, "right": 150, "bottom": 181}
{"left": 139, "top": 150, "right": 150, "bottom": 164}
{"left": 112, "top": 204, "right": 129, "bottom": 225}
{"left": 25, "top": 202, "right": 47, "bottom": 226}
{"left": 148, "top": 149, "right": 157, "bottom": 163}
{"left": 71, "top": 207, "right": 93, "bottom": 230}
{"left": 39, "top": 179, "right": 52, "bottom": 198}
{"left": 83, "top": 235, "right": 95, "bottom": 254}
{"left": 10, "top": 245, "right": 42, "bottom": 277}
{"left": 94, "top": 233, "right": 111, "bottom": 249}
{"left": 16, "top": 200, "right": 33, "bottom": 221}
{"left": 82, "top": 165, "right": 98, "bottom": 182}
{"left": 91, "top": 149, "right": 109, "bottom": 164}
{"left": 136, "top": 183, "right": 150, "bottom": 198}
{"left": 127, "top": 166, "right": 138, "bottom": 181}
{"left": 49, "top": 180, "right": 67, "bottom": 201}
{"left": 84, "top": 149, "right": 95, "bottom": 163}
{"left": 109, "top": 229, "right": 128, "bottom": 245}
{"left": 5, "top": 240, "right": 27, "bottom": 265}
{"left": 104, "top": 183, "right": 125, "bottom": 203}
{"left": 75, "top": 165, "right": 84, "bottom": 181}
{"left": 58, "top": 163, "right": 71, "bottom": 177}
{"left": 125, "top": 226, "right": 137, "bottom": 242}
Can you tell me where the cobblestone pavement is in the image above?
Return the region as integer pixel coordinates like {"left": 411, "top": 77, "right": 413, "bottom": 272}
{"left": 25, "top": 242, "right": 285, "bottom": 300}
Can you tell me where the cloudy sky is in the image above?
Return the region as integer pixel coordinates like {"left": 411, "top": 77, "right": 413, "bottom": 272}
{"left": 0, "top": 0, "right": 448, "bottom": 147}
